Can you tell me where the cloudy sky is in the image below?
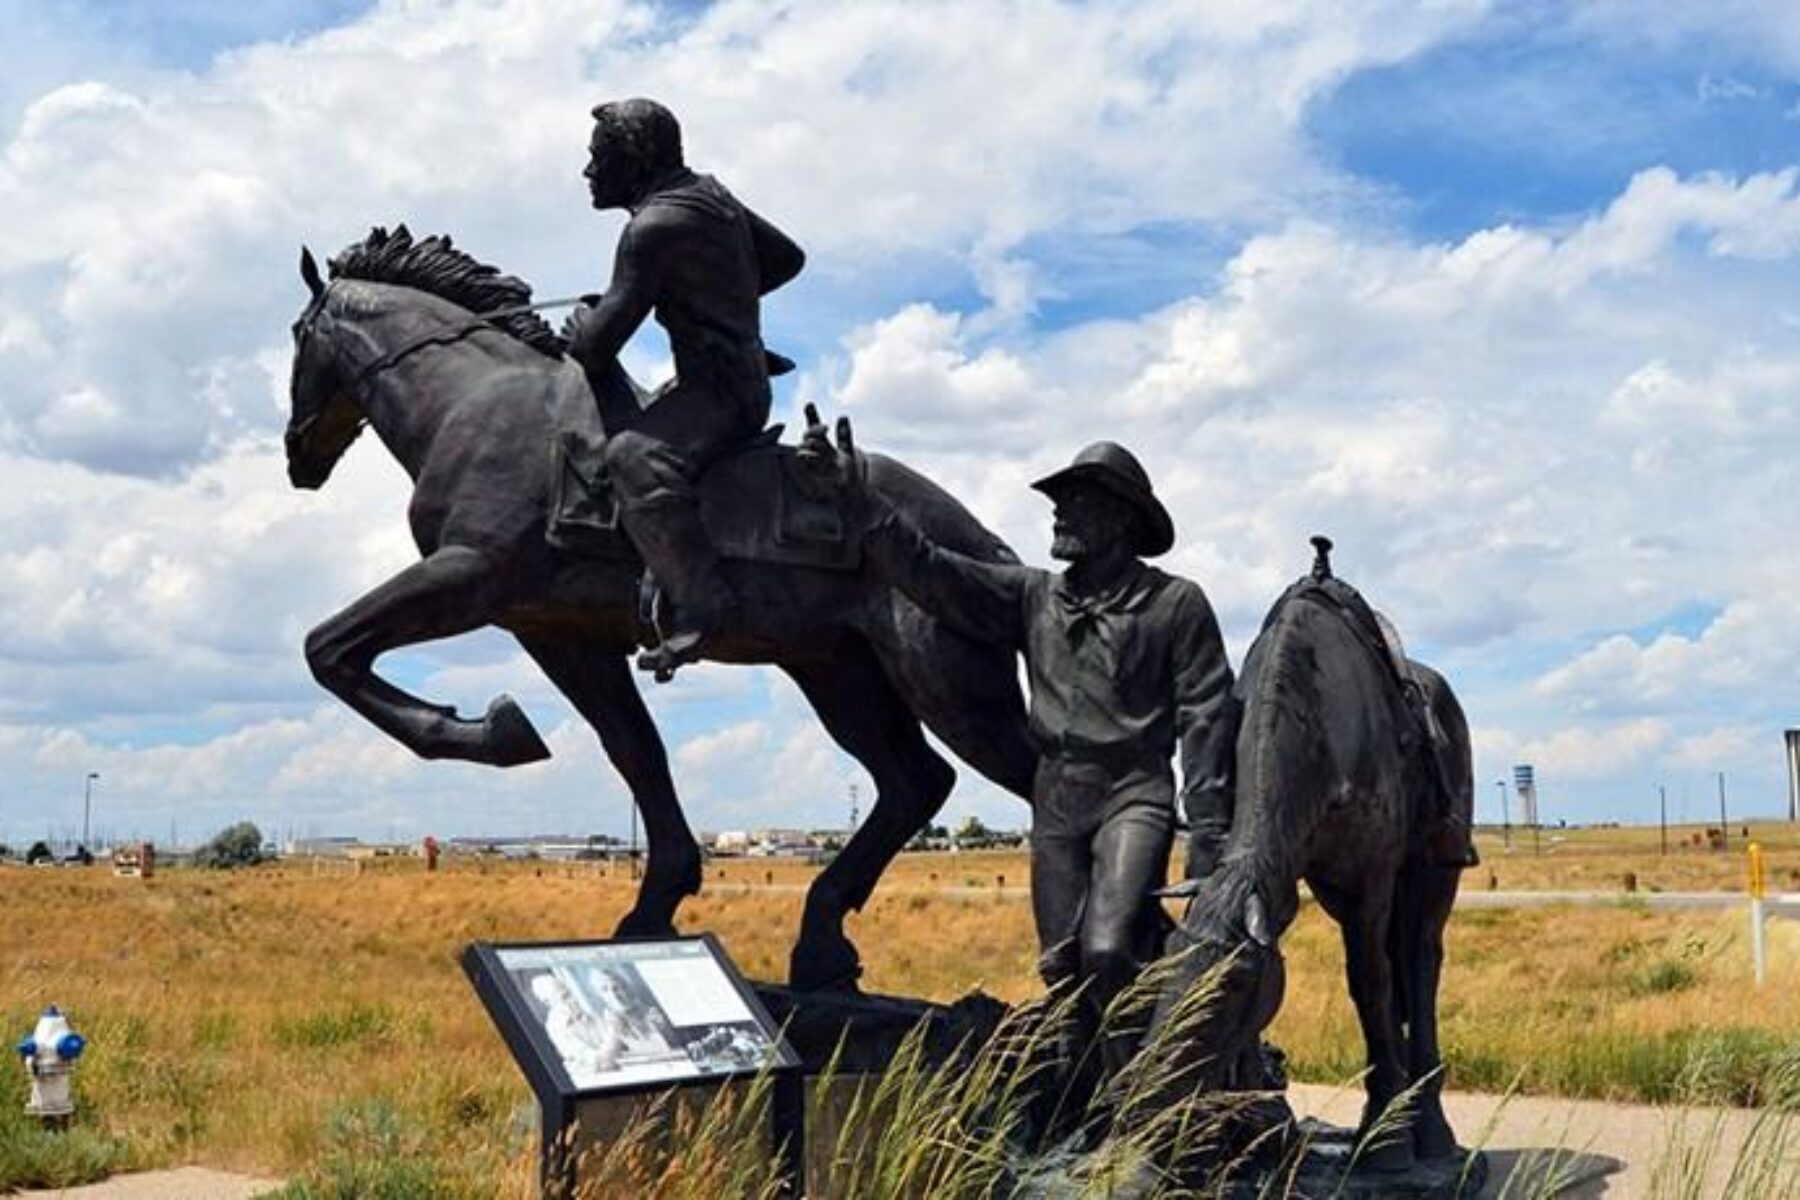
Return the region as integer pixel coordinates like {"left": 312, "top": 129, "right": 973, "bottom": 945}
{"left": 3, "top": 0, "right": 1799, "bottom": 848}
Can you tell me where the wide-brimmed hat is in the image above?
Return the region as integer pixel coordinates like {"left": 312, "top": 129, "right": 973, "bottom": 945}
{"left": 1031, "top": 441, "right": 1175, "bottom": 557}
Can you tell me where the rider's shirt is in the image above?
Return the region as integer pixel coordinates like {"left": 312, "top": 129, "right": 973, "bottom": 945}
{"left": 635, "top": 172, "right": 771, "bottom": 421}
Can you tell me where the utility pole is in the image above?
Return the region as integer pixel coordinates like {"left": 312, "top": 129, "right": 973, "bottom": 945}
{"left": 1495, "top": 780, "right": 1510, "bottom": 848}
{"left": 82, "top": 772, "right": 99, "bottom": 850}
{"left": 629, "top": 801, "right": 639, "bottom": 882}
{"left": 1659, "top": 784, "right": 1668, "bottom": 856}
{"left": 1716, "top": 772, "right": 1729, "bottom": 852}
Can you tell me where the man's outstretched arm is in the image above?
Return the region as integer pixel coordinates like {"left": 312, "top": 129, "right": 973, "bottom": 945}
{"left": 801, "top": 405, "right": 1028, "bottom": 646}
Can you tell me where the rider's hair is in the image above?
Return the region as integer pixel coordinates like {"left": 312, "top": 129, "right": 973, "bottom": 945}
{"left": 591, "top": 98, "right": 684, "bottom": 172}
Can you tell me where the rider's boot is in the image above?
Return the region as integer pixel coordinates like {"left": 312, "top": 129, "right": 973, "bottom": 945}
{"left": 620, "top": 495, "right": 737, "bottom": 682}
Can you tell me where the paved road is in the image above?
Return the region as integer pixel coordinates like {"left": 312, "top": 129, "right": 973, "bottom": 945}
{"left": 1457, "top": 888, "right": 1800, "bottom": 918}
{"left": 709, "top": 879, "right": 1800, "bottom": 919}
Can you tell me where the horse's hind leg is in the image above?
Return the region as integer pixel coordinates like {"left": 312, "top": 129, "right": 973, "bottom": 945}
{"left": 518, "top": 636, "right": 702, "bottom": 937}
{"left": 781, "top": 648, "right": 955, "bottom": 991}
{"left": 1394, "top": 862, "right": 1460, "bottom": 1160}
{"left": 306, "top": 546, "right": 549, "bottom": 766}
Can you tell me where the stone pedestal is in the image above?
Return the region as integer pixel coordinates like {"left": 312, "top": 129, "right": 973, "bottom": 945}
{"left": 751, "top": 984, "right": 1008, "bottom": 1193}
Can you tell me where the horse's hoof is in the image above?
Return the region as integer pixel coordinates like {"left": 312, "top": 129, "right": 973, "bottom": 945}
{"left": 485, "top": 695, "right": 550, "bottom": 766}
{"left": 788, "top": 934, "right": 863, "bottom": 992}
{"left": 614, "top": 909, "right": 678, "bottom": 940}
{"left": 1413, "top": 1104, "right": 1459, "bottom": 1162}
{"left": 1355, "top": 1130, "right": 1417, "bottom": 1174}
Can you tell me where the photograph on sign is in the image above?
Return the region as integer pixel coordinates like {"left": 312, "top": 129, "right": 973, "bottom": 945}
{"left": 495, "top": 940, "right": 782, "bottom": 1090}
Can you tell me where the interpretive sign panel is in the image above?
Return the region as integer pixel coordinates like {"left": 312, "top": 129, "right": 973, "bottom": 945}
{"left": 462, "top": 934, "right": 802, "bottom": 1195}
{"left": 464, "top": 934, "right": 797, "bottom": 1099}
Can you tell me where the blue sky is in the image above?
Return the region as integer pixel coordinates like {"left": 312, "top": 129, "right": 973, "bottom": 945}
{"left": 2, "top": 0, "right": 1800, "bottom": 848}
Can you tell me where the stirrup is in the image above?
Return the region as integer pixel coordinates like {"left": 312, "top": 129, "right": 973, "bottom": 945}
{"left": 636, "top": 627, "right": 709, "bottom": 684}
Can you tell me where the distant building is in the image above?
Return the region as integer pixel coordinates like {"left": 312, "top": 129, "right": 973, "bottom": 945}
{"left": 284, "top": 836, "right": 360, "bottom": 859}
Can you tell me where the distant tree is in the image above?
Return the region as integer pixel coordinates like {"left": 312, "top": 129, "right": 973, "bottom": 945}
{"left": 954, "top": 816, "right": 993, "bottom": 845}
{"left": 198, "top": 821, "right": 266, "bottom": 869}
{"left": 26, "top": 840, "right": 53, "bottom": 865}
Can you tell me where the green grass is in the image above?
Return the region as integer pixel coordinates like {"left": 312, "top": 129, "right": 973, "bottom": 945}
{"left": 0, "top": 1082, "right": 134, "bottom": 1190}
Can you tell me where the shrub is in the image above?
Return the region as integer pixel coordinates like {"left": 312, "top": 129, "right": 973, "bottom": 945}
{"left": 196, "top": 821, "right": 266, "bottom": 869}
{"left": 0, "top": 1085, "right": 133, "bottom": 1190}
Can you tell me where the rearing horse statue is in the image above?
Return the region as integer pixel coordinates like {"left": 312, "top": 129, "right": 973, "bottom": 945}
{"left": 283, "top": 227, "right": 1038, "bottom": 989}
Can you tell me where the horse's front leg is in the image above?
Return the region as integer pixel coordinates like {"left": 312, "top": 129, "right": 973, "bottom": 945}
{"left": 305, "top": 545, "right": 549, "bottom": 766}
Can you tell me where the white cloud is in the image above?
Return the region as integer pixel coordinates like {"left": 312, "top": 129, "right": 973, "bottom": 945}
{"left": 7, "top": 1, "right": 1800, "bottom": 839}
{"left": 1518, "top": 719, "right": 1671, "bottom": 780}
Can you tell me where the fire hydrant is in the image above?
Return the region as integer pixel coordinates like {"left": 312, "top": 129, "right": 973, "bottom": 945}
{"left": 17, "top": 1005, "right": 85, "bottom": 1125}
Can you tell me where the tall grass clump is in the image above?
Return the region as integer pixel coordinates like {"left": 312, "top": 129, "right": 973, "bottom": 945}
{"left": 559, "top": 950, "right": 1327, "bottom": 1199}
{"left": 273, "top": 1098, "right": 474, "bottom": 1200}
{"left": 0, "top": 1097, "right": 133, "bottom": 1191}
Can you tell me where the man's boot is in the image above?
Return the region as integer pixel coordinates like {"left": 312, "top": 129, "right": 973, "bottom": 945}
{"left": 618, "top": 496, "right": 737, "bottom": 682}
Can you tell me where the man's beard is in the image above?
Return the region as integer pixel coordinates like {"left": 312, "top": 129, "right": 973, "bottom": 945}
{"left": 1050, "top": 530, "right": 1087, "bottom": 561}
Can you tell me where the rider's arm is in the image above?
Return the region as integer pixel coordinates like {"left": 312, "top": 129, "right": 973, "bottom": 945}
{"left": 1170, "top": 581, "right": 1236, "bottom": 869}
{"left": 746, "top": 207, "right": 805, "bottom": 295}
{"left": 566, "top": 212, "right": 677, "bottom": 372}
{"left": 863, "top": 508, "right": 1030, "bottom": 646}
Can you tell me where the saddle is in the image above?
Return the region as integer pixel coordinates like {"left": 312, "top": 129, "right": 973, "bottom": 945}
{"left": 1275, "top": 539, "right": 1473, "bottom": 864}
{"left": 543, "top": 394, "right": 860, "bottom": 573}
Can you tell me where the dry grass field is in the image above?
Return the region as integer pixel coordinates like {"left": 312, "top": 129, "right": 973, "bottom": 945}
{"left": 4, "top": 825, "right": 1800, "bottom": 1193}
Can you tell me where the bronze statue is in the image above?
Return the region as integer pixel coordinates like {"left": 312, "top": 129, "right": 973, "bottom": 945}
{"left": 800, "top": 414, "right": 1236, "bottom": 1091}
{"left": 283, "top": 226, "right": 1038, "bottom": 990}
{"left": 1124, "top": 538, "right": 1477, "bottom": 1182}
{"left": 565, "top": 98, "right": 806, "bottom": 680}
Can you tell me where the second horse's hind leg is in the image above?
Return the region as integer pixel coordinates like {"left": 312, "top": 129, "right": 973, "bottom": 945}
{"left": 782, "top": 650, "right": 956, "bottom": 991}
{"left": 1394, "top": 862, "right": 1461, "bottom": 1160}
{"left": 518, "top": 636, "right": 702, "bottom": 937}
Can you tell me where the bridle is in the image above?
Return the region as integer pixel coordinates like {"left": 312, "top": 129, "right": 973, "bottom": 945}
{"left": 291, "top": 289, "right": 587, "bottom": 447}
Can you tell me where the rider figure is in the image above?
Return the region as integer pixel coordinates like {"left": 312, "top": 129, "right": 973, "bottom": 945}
{"left": 565, "top": 98, "right": 805, "bottom": 679}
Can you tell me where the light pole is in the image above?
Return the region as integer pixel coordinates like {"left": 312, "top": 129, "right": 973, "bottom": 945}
{"left": 1494, "top": 780, "right": 1510, "bottom": 848}
{"left": 82, "top": 772, "right": 99, "bottom": 851}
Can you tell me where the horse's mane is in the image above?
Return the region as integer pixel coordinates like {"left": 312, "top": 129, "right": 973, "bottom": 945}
{"left": 328, "top": 225, "right": 565, "bottom": 359}
{"left": 1186, "top": 587, "right": 1354, "bottom": 948}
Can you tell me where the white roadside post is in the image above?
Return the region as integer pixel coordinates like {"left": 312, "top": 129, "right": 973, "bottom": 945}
{"left": 1748, "top": 842, "right": 1767, "bottom": 987}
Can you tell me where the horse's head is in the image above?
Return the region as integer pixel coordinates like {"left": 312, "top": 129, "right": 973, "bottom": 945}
{"left": 284, "top": 246, "right": 366, "bottom": 490}
{"left": 1154, "top": 871, "right": 1288, "bottom": 1093}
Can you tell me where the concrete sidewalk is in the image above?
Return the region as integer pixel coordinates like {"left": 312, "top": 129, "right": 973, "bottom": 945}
{"left": 12, "top": 1167, "right": 281, "bottom": 1199}
{"left": 1292, "top": 1082, "right": 1799, "bottom": 1197}
{"left": 17, "top": 1087, "right": 1797, "bottom": 1198}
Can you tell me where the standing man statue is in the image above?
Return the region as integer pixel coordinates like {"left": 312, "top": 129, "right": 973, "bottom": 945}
{"left": 802, "top": 413, "right": 1237, "bottom": 1086}
{"left": 565, "top": 98, "right": 806, "bottom": 680}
